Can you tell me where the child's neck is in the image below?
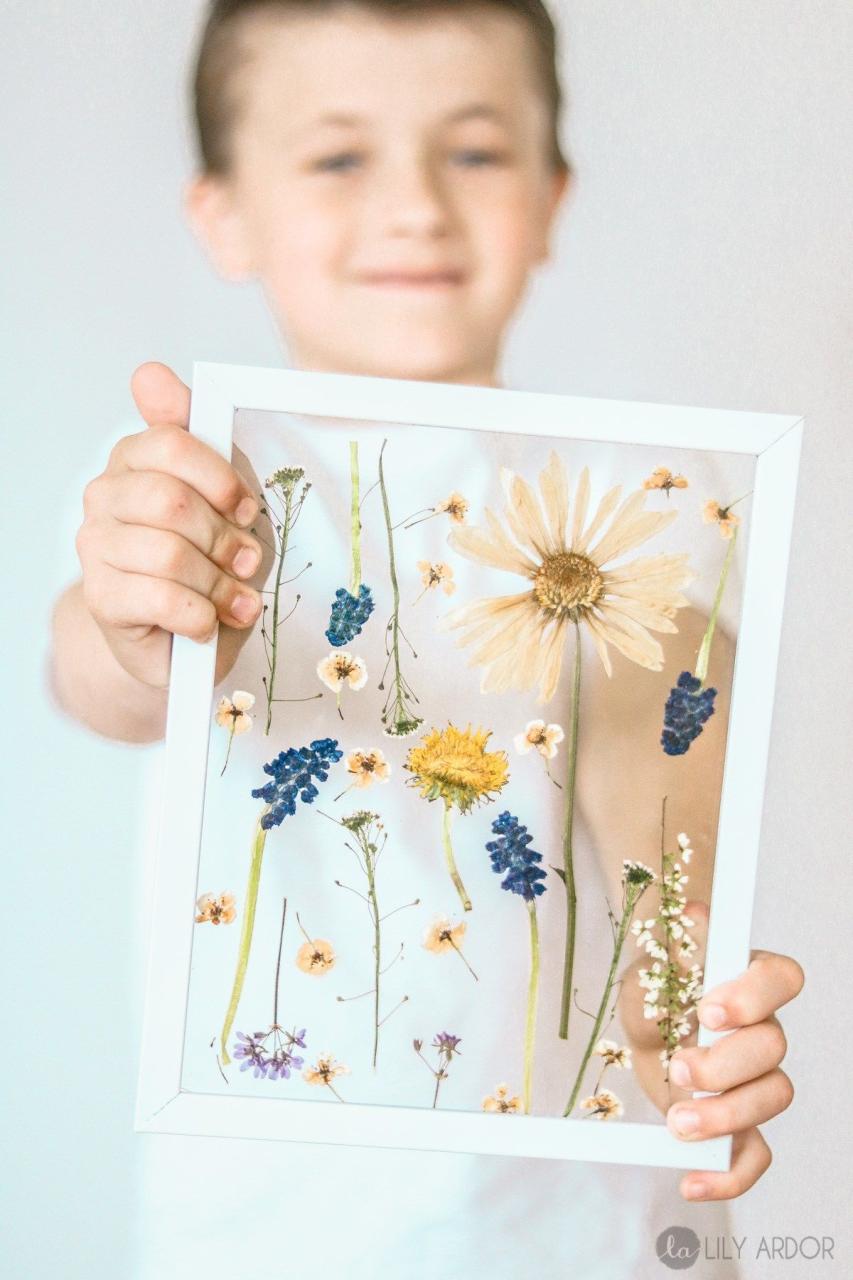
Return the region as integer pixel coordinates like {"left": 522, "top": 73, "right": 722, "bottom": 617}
{"left": 289, "top": 353, "right": 505, "bottom": 391}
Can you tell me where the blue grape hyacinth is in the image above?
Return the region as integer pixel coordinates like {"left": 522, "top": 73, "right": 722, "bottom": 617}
{"left": 251, "top": 738, "right": 343, "bottom": 828}
{"left": 661, "top": 671, "right": 718, "bottom": 756}
{"left": 325, "top": 583, "right": 375, "bottom": 646}
{"left": 486, "top": 810, "right": 548, "bottom": 901}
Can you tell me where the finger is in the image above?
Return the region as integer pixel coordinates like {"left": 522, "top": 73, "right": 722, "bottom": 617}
{"left": 108, "top": 427, "right": 259, "bottom": 529}
{"left": 666, "top": 1066, "right": 794, "bottom": 1141}
{"left": 97, "top": 519, "right": 262, "bottom": 629}
{"left": 668, "top": 1014, "right": 787, "bottom": 1094}
{"left": 85, "top": 561, "right": 220, "bottom": 645}
{"left": 84, "top": 470, "right": 263, "bottom": 581}
{"left": 697, "top": 950, "right": 805, "bottom": 1031}
{"left": 680, "top": 1126, "right": 772, "bottom": 1201}
{"left": 130, "top": 361, "right": 191, "bottom": 429}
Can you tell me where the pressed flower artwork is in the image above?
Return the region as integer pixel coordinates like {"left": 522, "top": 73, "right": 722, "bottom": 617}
{"left": 164, "top": 378, "right": 786, "bottom": 1178}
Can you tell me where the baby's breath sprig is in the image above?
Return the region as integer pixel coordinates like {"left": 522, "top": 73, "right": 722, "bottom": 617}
{"left": 632, "top": 798, "right": 704, "bottom": 1084}
{"left": 318, "top": 808, "right": 416, "bottom": 1068}
{"left": 259, "top": 467, "right": 315, "bottom": 735}
{"left": 564, "top": 859, "right": 656, "bottom": 1118}
{"left": 377, "top": 439, "right": 423, "bottom": 737}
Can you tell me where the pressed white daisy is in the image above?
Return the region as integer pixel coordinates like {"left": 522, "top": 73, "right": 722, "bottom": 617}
{"left": 441, "top": 449, "right": 695, "bottom": 700}
{"left": 316, "top": 651, "right": 368, "bottom": 718}
{"left": 513, "top": 719, "right": 564, "bottom": 759}
{"left": 215, "top": 690, "right": 255, "bottom": 775}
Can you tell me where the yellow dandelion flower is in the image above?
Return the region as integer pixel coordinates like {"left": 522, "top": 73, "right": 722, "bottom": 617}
{"left": 194, "top": 891, "right": 237, "bottom": 925}
{"left": 405, "top": 723, "right": 508, "bottom": 814}
{"left": 482, "top": 1083, "right": 522, "bottom": 1114}
{"left": 440, "top": 450, "right": 695, "bottom": 697}
{"left": 643, "top": 466, "right": 688, "bottom": 494}
{"left": 406, "top": 724, "right": 508, "bottom": 912}
{"left": 295, "top": 938, "right": 336, "bottom": 975}
{"left": 579, "top": 1089, "right": 624, "bottom": 1120}
{"left": 703, "top": 498, "right": 742, "bottom": 540}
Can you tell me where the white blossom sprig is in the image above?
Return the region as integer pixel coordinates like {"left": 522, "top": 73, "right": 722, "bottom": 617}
{"left": 631, "top": 799, "right": 704, "bottom": 1082}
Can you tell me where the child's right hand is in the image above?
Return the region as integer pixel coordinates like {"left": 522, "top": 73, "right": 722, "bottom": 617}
{"left": 75, "top": 362, "right": 266, "bottom": 690}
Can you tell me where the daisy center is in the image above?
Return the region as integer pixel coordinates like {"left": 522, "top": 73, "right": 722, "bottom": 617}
{"left": 533, "top": 551, "right": 604, "bottom": 615}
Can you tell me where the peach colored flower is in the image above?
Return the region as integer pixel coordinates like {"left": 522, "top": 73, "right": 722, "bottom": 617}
{"left": 295, "top": 938, "right": 336, "bottom": 975}
{"left": 194, "top": 891, "right": 236, "bottom": 925}
{"left": 435, "top": 492, "right": 469, "bottom": 524}
{"left": 482, "top": 1083, "right": 522, "bottom": 1114}
{"left": 643, "top": 466, "right": 688, "bottom": 494}
{"left": 702, "top": 498, "right": 742, "bottom": 540}
{"left": 579, "top": 1088, "right": 624, "bottom": 1119}
{"left": 415, "top": 560, "right": 457, "bottom": 600}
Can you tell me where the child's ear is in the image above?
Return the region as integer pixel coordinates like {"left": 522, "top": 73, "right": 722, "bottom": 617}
{"left": 183, "top": 174, "right": 256, "bottom": 282}
{"left": 534, "top": 167, "right": 573, "bottom": 265}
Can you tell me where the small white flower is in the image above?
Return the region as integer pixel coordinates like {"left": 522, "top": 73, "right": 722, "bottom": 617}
{"left": 513, "top": 719, "right": 565, "bottom": 759}
{"left": 317, "top": 651, "right": 368, "bottom": 693}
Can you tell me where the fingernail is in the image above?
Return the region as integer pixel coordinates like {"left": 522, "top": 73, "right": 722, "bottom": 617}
{"left": 700, "top": 1003, "right": 727, "bottom": 1029}
{"left": 684, "top": 1180, "right": 708, "bottom": 1200}
{"left": 232, "top": 545, "right": 260, "bottom": 577}
{"left": 669, "top": 1056, "right": 692, "bottom": 1088}
{"left": 672, "top": 1108, "right": 700, "bottom": 1136}
{"left": 234, "top": 497, "right": 258, "bottom": 527}
{"left": 231, "top": 594, "right": 260, "bottom": 622}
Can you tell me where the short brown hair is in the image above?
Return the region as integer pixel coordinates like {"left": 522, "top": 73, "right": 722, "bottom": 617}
{"left": 191, "top": 0, "right": 571, "bottom": 177}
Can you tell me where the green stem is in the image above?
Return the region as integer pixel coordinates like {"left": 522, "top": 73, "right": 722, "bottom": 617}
{"left": 558, "top": 620, "right": 582, "bottom": 1040}
{"left": 523, "top": 899, "right": 540, "bottom": 1115}
{"left": 220, "top": 725, "right": 235, "bottom": 777}
{"left": 441, "top": 801, "right": 472, "bottom": 912}
{"left": 220, "top": 806, "right": 271, "bottom": 1064}
{"left": 563, "top": 893, "right": 635, "bottom": 1117}
{"left": 695, "top": 526, "right": 738, "bottom": 683}
{"left": 366, "top": 853, "right": 381, "bottom": 1069}
{"left": 349, "top": 440, "right": 361, "bottom": 594}
{"left": 265, "top": 494, "right": 293, "bottom": 735}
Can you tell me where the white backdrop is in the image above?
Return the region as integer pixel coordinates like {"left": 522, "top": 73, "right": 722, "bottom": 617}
{"left": 5, "top": 1, "right": 851, "bottom": 1275}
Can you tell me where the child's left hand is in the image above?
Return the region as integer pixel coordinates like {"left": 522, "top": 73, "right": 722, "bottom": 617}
{"left": 663, "top": 901, "right": 804, "bottom": 1201}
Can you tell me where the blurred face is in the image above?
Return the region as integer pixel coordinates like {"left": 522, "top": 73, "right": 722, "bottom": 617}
{"left": 187, "top": 6, "right": 570, "bottom": 386}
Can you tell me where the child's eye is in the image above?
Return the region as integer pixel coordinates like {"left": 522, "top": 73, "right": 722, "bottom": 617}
{"left": 452, "top": 149, "right": 506, "bottom": 167}
{"left": 313, "top": 152, "right": 363, "bottom": 173}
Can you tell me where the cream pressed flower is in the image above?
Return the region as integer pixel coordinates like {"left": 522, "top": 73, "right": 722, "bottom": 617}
{"left": 579, "top": 1089, "right": 624, "bottom": 1120}
{"left": 344, "top": 749, "right": 391, "bottom": 789}
{"left": 295, "top": 938, "right": 336, "bottom": 975}
{"left": 643, "top": 466, "right": 688, "bottom": 494}
{"left": 593, "top": 1039, "right": 633, "bottom": 1070}
{"left": 513, "top": 719, "right": 565, "bottom": 759}
{"left": 302, "top": 1053, "right": 351, "bottom": 1091}
{"left": 316, "top": 652, "right": 368, "bottom": 692}
{"left": 423, "top": 916, "right": 467, "bottom": 953}
{"left": 194, "top": 891, "right": 237, "bottom": 925}
{"left": 440, "top": 450, "right": 695, "bottom": 700}
{"left": 703, "top": 498, "right": 741, "bottom": 540}
{"left": 482, "top": 1083, "right": 522, "bottom": 1114}
{"left": 436, "top": 492, "right": 469, "bottom": 524}
{"left": 415, "top": 560, "right": 457, "bottom": 598}
{"left": 215, "top": 690, "right": 255, "bottom": 733}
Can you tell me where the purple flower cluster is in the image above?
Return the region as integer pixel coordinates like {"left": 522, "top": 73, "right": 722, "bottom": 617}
{"left": 233, "top": 1027, "right": 307, "bottom": 1080}
{"left": 486, "top": 811, "right": 547, "bottom": 902}
{"left": 251, "top": 738, "right": 343, "bottom": 828}
{"left": 661, "top": 671, "right": 718, "bottom": 756}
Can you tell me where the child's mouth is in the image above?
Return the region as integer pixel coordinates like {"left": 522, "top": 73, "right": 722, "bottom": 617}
{"left": 358, "top": 269, "right": 465, "bottom": 290}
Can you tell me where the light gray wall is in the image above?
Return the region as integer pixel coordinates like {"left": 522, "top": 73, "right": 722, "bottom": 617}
{"left": 5, "top": 1, "right": 850, "bottom": 1274}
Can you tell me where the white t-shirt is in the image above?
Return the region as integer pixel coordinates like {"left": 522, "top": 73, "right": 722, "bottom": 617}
{"left": 72, "top": 398, "right": 747, "bottom": 1280}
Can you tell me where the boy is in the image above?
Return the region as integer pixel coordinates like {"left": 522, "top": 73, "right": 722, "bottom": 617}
{"left": 49, "top": 0, "right": 803, "bottom": 1265}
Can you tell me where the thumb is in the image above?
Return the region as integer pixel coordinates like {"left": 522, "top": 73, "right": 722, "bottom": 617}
{"left": 130, "top": 361, "right": 191, "bottom": 430}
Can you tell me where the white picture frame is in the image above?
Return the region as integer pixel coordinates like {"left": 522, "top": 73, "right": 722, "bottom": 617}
{"left": 134, "top": 361, "right": 803, "bottom": 1172}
